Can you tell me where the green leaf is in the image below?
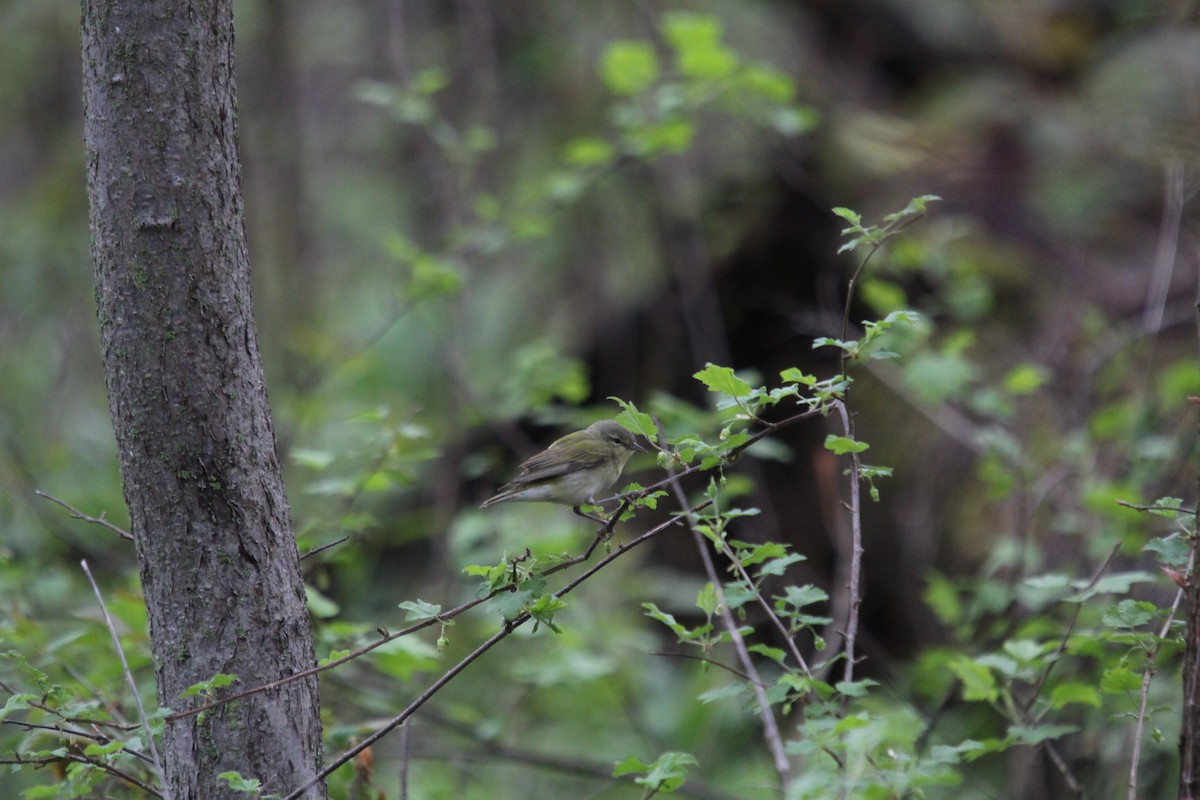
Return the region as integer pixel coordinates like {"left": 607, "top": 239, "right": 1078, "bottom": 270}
{"left": 305, "top": 585, "right": 340, "bottom": 619}
{"left": 779, "top": 367, "right": 817, "bottom": 386}
{"left": 1072, "top": 571, "right": 1155, "bottom": 601}
{"left": 1145, "top": 533, "right": 1189, "bottom": 568}
{"left": 562, "top": 136, "right": 615, "bottom": 167}
{"left": 218, "top": 771, "right": 263, "bottom": 794}
{"left": 823, "top": 434, "right": 869, "bottom": 455}
{"left": 835, "top": 679, "right": 879, "bottom": 697}
{"left": 601, "top": 41, "right": 659, "bottom": 95}
{"left": 832, "top": 207, "right": 862, "bottom": 226}
{"left": 1002, "top": 639, "right": 1050, "bottom": 664}
{"left": 615, "top": 750, "right": 699, "bottom": 793}
{"left": 695, "top": 582, "right": 719, "bottom": 616}
{"left": 1003, "top": 363, "right": 1050, "bottom": 395}
{"left": 693, "top": 363, "right": 752, "bottom": 399}
{"left": 613, "top": 755, "right": 650, "bottom": 777}
{"left": 1010, "top": 723, "right": 1078, "bottom": 746}
{"left": 180, "top": 673, "right": 238, "bottom": 699}
{"left": 923, "top": 573, "right": 963, "bottom": 626}
{"left": 0, "top": 693, "right": 35, "bottom": 721}
{"left": 608, "top": 397, "right": 658, "bottom": 443}
{"left": 1101, "top": 666, "right": 1144, "bottom": 694}
{"left": 643, "top": 603, "right": 687, "bottom": 637}
{"left": 83, "top": 739, "right": 128, "bottom": 757}
{"left": 663, "top": 13, "right": 737, "bottom": 80}
{"left": 748, "top": 644, "right": 786, "bottom": 665}
{"left": 1049, "top": 682, "right": 1101, "bottom": 710}
{"left": 1101, "top": 599, "right": 1156, "bottom": 629}
{"left": 949, "top": 657, "right": 997, "bottom": 702}
{"left": 291, "top": 448, "right": 335, "bottom": 470}
{"left": 775, "top": 584, "right": 828, "bottom": 609}
{"left": 399, "top": 599, "right": 443, "bottom": 622}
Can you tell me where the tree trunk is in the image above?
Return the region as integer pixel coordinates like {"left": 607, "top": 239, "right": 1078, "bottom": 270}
{"left": 80, "top": 2, "right": 326, "bottom": 798}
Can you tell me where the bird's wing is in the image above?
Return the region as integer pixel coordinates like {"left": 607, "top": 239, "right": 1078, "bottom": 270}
{"left": 503, "top": 435, "right": 607, "bottom": 486}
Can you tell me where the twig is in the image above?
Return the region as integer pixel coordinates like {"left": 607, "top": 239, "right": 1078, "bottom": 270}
{"left": 667, "top": 479, "right": 792, "bottom": 791}
{"left": 1044, "top": 740, "right": 1087, "bottom": 799}
{"left": 1116, "top": 499, "right": 1196, "bottom": 515}
{"left": 1020, "top": 543, "right": 1121, "bottom": 712}
{"left": 0, "top": 718, "right": 154, "bottom": 764}
{"left": 36, "top": 491, "right": 133, "bottom": 541}
{"left": 80, "top": 560, "right": 169, "bottom": 800}
{"left": 417, "top": 709, "right": 743, "bottom": 800}
{"left": 280, "top": 504, "right": 710, "bottom": 800}
{"left": 1129, "top": 562, "right": 1189, "bottom": 800}
{"left": 2, "top": 752, "right": 164, "bottom": 798}
{"left": 648, "top": 651, "right": 761, "bottom": 684}
{"left": 832, "top": 400, "right": 864, "bottom": 689}
{"left": 301, "top": 536, "right": 350, "bottom": 561}
{"left": 167, "top": 595, "right": 490, "bottom": 721}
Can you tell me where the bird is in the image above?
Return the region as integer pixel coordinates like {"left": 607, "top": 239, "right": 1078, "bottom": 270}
{"left": 480, "top": 420, "right": 645, "bottom": 514}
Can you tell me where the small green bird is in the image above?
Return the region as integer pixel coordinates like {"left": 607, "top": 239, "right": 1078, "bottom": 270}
{"left": 481, "top": 420, "right": 645, "bottom": 512}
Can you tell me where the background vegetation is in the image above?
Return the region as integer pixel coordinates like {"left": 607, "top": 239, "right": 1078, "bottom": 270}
{"left": 3, "top": 1, "right": 1199, "bottom": 798}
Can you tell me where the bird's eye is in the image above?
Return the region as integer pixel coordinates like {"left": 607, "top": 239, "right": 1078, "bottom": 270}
{"left": 611, "top": 436, "right": 622, "bottom": 445}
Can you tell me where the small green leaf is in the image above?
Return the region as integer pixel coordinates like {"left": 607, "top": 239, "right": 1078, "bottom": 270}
{"left": 601, "top": 41, "right": 659, "bottom": 95}
{"left": 291, "top": 448, "right": 335, "bottom": 470}
{"left": 1145, "top": 534, "right": 1189, "bottom": 567}
{"left": 747, "top": 644, "right": 786, "bottom": 665}
{"left": 181, "top": 673, "right": 238, "bottom": 699}
{"left": 1002, "top": 639, "right": 1049, "bottom": 664}
{"left": 696, "top": 582, "right": 719, "bottom": 616}
{"left": 779, "top": 367, "right": 816, "bottom": 386}
{"left": 1101, "top": 666, "right": 1143, "bottom": 694}
{"left": 608, "top": 397, "right": 658, "bottom": 443}
{"left": 949, "top": 657, "right": 997, "bottom": 702}
{"left": 832, "top": 207, "right": 862, "bottom": 226}
{"left": 835, "top": 678, "right": 879, "bottom": 697}
{"left": 1049, "top": 682, "right": 1101, "bottom": 709}
{"left": 562, "top": 136, "right": 615, "bottom": 167}
{"left": 613, "top": 755, "right": 650, "bottom": 778}
{"left": 693, "top": 363, "right": 753, "bottom": 399}
{"left": 824, "top": 434, "right": 869, "bottom": 455}
{"left": 1010, "top": 723, "right": 1078, "bottom": 746}
{"left": 1003, "top": 363, "right": 1049, "bottom": 395}
{"left": 305, "top": 585, "right": 340, "bottom": 619}
{"left": 399, "top": 599, "right": 443, "bottom": 622}
{"left": 1102, "top": 599, "right": 1156, "bottom": 629}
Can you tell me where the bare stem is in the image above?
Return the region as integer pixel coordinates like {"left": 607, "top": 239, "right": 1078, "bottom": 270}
{"left": 37, "top": 491, "right": 133, "bottom": 541}
{"left": 666, "top": 477, "right": 792, "bottom": 791}
{"left": 80, "top": 560, "right": 169, "bottom": 800}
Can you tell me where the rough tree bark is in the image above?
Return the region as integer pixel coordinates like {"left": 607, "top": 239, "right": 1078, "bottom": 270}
{"left": 80, "top": 2, "right": 326, "bottom": 798}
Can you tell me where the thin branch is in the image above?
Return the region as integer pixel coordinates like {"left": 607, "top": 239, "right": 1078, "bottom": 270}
{"left": 1044, "top": 740, "right": 1087, "bottom": 799}
{"left": 416, "top": 710, "right": 743, "bottom": 800}
{"left": 36, "top": 490, "right": 133, "bottom": 541}
{"left": 667, "top": 480, "right": 792, "bottom": 791}
{"left": 648, "top": 650, "right": 761, "bottom": 684}
{"left": 1116, "top": 499, "right": 1196, "bottom": 515}
{"left": 167, "top": 594, "right": 490, "bottom": 722}
{"left": 1129, "top": 579, "right": 1186, "bottom": 800}
{"left": 80, "top": 560, "right": 169, "bottom": 800}
{"left": 280, "top": 504, "right": 710, "bottom": 800}
{"left": 0, "top": 719, "right": 154, "bottom": 764}
{"left": 301, "top": 536, "right": 350, "bottom": 561}
{"left": 1020, "top": 543, "right": 1121, "bottom": 712}
{"left": 832, "top": 400, "right": 864, "bottom": 689}
{"left": 1, "top": 752, "right": 164, "bottom": 798}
